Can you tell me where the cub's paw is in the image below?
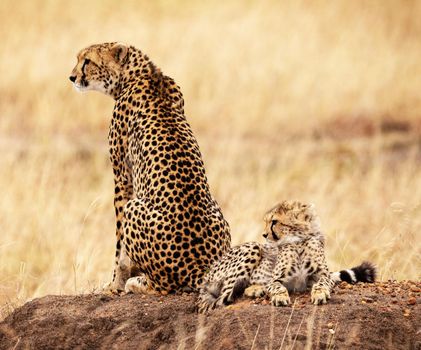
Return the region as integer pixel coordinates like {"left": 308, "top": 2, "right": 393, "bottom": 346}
{"left": 271, "top": 290, "right": 290, "bottom": 306}
{"left": 311, "top": 286, "right": 330, "bottom": 305}
{"left": 244, "top": 285, "right": 266, "bottom": 298}
{"left": 196, "top": 297, "right": 215, "bottom": 314}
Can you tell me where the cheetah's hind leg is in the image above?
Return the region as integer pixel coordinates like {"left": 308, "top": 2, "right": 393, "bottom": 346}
{"left": 197, "top": 280, "right": 224, "bottom": 313}
{"left": 197, "top": 277, "right": 249, "bottom": 313}
{"left": 215, "top": 277, "right": 250, "bottom": 308}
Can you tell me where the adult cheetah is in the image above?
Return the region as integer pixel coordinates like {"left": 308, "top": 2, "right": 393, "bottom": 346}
{"left": 70, "top": 42, "right": 231, "bottom": 294}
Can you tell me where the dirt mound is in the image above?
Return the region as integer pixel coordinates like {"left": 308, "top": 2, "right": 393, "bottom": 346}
{"left": 0, "top": 281, "right": 419, "bottom": 350}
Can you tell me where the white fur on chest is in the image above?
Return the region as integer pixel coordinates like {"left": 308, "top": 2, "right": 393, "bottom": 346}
{"left": 283, "top": 264, "right": 309, "bottom": 292}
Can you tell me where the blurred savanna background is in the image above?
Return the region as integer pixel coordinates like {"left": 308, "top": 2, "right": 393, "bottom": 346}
{"left": 1, "top": 0, "right": 420, "bottom": 318}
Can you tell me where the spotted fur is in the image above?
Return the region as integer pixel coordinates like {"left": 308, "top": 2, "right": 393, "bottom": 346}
{"left": 197, "top": 201, "right": 376, "bottom": 312}
{"left": 70, "top": 43, "right": 231, "bottom": 294}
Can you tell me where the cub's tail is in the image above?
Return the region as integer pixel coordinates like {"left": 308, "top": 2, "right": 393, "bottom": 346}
{"left": 331, "top": 261, "right": 376, "bottom": 284}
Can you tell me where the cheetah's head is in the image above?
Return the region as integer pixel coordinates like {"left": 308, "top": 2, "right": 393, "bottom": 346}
{"left": 69, "top": 42, "right": 129, "bottom": 97}
{"left": 262, "top": 200, "right": 321, "bottom": 245}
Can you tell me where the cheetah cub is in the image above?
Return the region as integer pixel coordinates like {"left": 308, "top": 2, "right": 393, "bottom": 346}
{"left": 197, "top": 200, "right": 376, "bottom": 313}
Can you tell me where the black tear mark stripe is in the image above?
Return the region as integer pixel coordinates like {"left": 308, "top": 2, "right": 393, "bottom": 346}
{"left": 81, "top": 59, "right": 90, "bottom": 85}
{"left": 270, "top": 221, "right": 279, "bottom": 240}
{"left": 82, "top": 58, "right": 90, "bottom": 73}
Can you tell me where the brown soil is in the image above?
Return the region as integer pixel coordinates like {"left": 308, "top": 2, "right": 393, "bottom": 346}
{"left": 0, "top": 281, "right": 419, "bottom": 350}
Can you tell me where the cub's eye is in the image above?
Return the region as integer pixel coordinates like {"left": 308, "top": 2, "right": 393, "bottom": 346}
{"left": 280, "top": 223, "right": 294, "bottom": 229}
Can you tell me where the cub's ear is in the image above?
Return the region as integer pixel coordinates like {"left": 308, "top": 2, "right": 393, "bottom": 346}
{"left": 308, "top": 203, "right": 316, "bottom": 210}
{"left": 110, "top": 43, "right": 128, "bottom": 64}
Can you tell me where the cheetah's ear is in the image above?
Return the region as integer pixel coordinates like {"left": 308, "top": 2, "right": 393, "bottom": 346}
{"left": 110, "top": 43, "right": 129, "bottom": 64}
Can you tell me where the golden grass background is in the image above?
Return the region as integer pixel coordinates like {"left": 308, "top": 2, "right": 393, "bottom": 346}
{"left": 1, "top": 0, "right": 420, "bottom": 317}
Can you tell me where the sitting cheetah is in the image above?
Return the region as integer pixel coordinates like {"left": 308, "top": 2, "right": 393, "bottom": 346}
{"left": 197, "top": 200, "right": 375, "bottom": 312}
{"left": 69, "top": 43, "right": 231, "bottom": 294}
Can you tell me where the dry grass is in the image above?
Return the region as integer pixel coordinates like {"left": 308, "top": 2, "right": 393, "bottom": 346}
{"left": 1, "top": 0, "right": 420, "bottom": 316}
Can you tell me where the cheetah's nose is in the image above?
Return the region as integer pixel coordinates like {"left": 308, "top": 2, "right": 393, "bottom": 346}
{"left": 69, "top": 76, "right": 76, "bottom": 83}
{"left": 263, "top": 233, "right": 268, "bottom": 238}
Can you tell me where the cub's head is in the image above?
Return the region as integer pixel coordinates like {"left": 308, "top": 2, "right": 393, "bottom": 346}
{"left": 262, "top": 200, "right": 321, "bottom": 244}
{"left": 69, "top": 42, "right": 129, "bottom": 97}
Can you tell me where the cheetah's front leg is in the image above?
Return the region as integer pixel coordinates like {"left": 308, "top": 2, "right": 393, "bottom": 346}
{"left": 305, "top": 240, "right": 334, "bottom": 305}
{"left": 310, "top": 269, "right": 333, "bottom": 305}
{"left": 267, "top": 281, "right": 290, "bottom": 306}
{"left": 109, "top": 245, "right": 132, "bottom": 293}
{"left": 266, "top": 246, "right": 298, "bottom": 306}
{"left": 105, "top": 178, "right": 134, "bottom": 293}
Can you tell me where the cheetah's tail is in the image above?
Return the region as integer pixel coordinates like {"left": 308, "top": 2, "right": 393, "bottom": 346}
{"left": 331, "top": 261, "right": 376, "bottom": 284}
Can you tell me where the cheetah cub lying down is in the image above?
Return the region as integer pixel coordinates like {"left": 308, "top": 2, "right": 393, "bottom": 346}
{"left": 197, "top": 200, "right": 376, "bottom": 313}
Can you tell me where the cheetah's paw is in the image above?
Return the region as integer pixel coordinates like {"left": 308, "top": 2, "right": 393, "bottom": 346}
{"left": 244, "top": 285, "right": 266, "bottom": 298}
{"left": 196, "top": 297, "right": 215, "bottom": 314}
{"left": 271, "top": 291, "right": 290, "bottom": 306}
{"left": 311, "top": 286, "right": 330, "bottom": 305}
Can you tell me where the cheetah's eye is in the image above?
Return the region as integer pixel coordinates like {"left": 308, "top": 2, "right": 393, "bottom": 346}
{"left": 280, "top": 223, "right": 294, "bottom": 230}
